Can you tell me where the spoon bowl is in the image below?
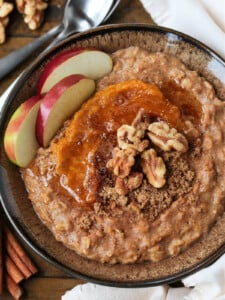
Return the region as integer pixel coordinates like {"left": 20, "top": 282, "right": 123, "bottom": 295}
{"left": 48, "top": 0, "right": 115, "bottom": 47}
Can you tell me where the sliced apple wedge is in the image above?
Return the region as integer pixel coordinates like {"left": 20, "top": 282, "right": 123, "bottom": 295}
{"left": 37, "top": 48, "right": 112, "bottom": 94}
{"left": 4, "top": 95, "right": 42, "bottom": 167}
{"left": 36, "top": 74, "right": 95, "bottom": 147}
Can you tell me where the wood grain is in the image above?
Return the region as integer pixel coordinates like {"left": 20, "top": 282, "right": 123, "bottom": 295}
{"left": 1, "top": 278, "right": 85, "bottom": 299}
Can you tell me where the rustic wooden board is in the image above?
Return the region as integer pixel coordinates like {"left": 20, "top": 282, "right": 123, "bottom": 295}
{"left": 1, "top": 278, "right": 85, "bottom": 299}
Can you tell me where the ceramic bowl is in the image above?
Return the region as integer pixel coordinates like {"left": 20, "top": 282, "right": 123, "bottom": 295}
{"left": 0, "top": 24, "right": 225, "bottom": 287}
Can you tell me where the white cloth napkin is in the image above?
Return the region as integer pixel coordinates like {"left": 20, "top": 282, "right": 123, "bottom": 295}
{"left": 62, "top": 1, "right": 225, "bottom": 299}
{"left": 60, "top": 254, "right": 225, "bottom": 300}
{"left": 61, "top": 258, "right": 225, "bottom": 300}
{"left": 62, "top": 283, "right": 168, "bottom": 300}
{"left": 181, "top": 254, "right": 225, "bottom": 300}
{"left": 140, "top": 0, "right": 225, "bottom": 59}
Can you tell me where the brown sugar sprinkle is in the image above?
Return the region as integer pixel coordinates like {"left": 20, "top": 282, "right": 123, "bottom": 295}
{"left": 99, "top": 151, "right": 195, "bottom": 222}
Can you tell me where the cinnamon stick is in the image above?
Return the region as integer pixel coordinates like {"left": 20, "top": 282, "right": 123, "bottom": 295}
{"left": 6, "top": 240, "right": 32, "bottom": 279}
{"left": 5, "top": 228, "right": 38, "bottom": 274}
{"left": 6, "top": 274, "right": 23, "bottom": 300}
{"left": 0, "top": 219, "right": 3, "bottom": 294}
{"left": 5, "top": 255, "right": 24, "bottom": 284}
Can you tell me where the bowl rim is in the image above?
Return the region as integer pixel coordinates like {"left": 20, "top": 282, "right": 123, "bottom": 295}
{"left": 1, "top": 23, "right": 225, "bottom": 287}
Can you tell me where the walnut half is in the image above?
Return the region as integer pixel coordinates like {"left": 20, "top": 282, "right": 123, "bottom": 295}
{"left": 115, "top": 172, "right": 143, "bottom": 196}
{"left": 0, "top": 0, "right": 13, "bottom": 44}
{"left": 141, "top": 149, "right": 166, "bottom": 188}
{"left": 106, "top": 147, "right": 137, "bottom": 178}
{"left": 117, "top": 124, "right": 149, "bottom": 152}
{"left": 16, "top": 0, "right": 48, "bottom": 30}
{"left": 148, "top": 121, "right": 188, "bottom": 153}
{"left": 117, "top": 109, "right": 149, "bottom": 152}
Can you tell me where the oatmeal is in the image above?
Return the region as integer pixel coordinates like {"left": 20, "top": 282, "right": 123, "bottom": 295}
{"left": 21, "top": 47, "right": 225, "bottom": 264}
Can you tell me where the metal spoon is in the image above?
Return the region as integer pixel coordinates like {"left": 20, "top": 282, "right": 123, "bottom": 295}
{"left": 0, "top": 0, "right": 115, "bottom": 81}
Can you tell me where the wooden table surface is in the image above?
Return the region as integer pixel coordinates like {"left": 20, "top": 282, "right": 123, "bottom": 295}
{"left": 0, "top": 1, "right": 154, "bottom": 299}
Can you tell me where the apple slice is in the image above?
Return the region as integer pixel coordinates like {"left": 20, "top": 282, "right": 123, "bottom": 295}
{"left": 37, "top": 48, "right": 112, "bottom": 94}
{"left": 36, "top": 74, "right": 95, "bottom": 147}
{"left": 4, "top": 95, "right": 42, "bottom": 167}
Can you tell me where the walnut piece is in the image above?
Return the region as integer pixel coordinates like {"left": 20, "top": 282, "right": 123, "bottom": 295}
{"left": 117, "top": 108, "right": 149, "bottom": 152}
{"left": 131, "top": 108, "right": 150, "bottom": 132}
{"left": 117, "top": 126, "right": 149, "bottom": 152}
{"left": 16, "top": 0, "right": 48, "bottom": 30}
{"left": 0, "top": 21, "right": 5, "bottom": 44}
{"left": 115, "top": 172, "right": 143, "bottom": 196}
{"left": 148, "top": 121, "right": 188, "bottom": 153}
{"left": 117, "top": 124, "right": 149, "bottom": 152}
{"left": 106, "top": 147, "right": 137, "bottom": 178}
{"left": 141, "top": 149, "right": 166, "bottom": 188}
{"left": 0, "top": 1, "right": 13, "bottom": 17}
{"left": 0, "top": 0, "right": 13, "bottom": 44}
{"left": 126, "top": 172, "right": 143, "bottom": 190}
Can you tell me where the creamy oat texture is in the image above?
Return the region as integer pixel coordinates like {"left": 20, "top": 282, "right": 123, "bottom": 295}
{"left": 21, "top": 47, "right": 225, "bottom": 264}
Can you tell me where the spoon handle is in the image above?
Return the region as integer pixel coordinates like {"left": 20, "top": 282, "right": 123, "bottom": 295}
{"left": 0, "top": 25, "right": 62, "bottom": 81}
{"left": 45, "top": 30, "right": 72, "bottom": 51}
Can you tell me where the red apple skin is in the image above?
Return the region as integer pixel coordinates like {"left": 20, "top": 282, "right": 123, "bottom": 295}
{"left": 4, "top": 95, "right": 42, "bottom": 166}
{"left": 36, "top": 74, "right": 95, "bottom": 147}
{"left": 37, "top": 48, "right": 112, "bottom": 94}
{"left": 37, "top": 47, "right": 91, "bottom": 93}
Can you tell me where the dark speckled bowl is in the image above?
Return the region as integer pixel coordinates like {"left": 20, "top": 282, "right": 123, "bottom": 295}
{"left": 0, "top": 24, "right": 225, "bottom": 287}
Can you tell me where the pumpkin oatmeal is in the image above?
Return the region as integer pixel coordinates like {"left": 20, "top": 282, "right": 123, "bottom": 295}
{"left": 21, "top": 47, "right": 225, "bottom": 264}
